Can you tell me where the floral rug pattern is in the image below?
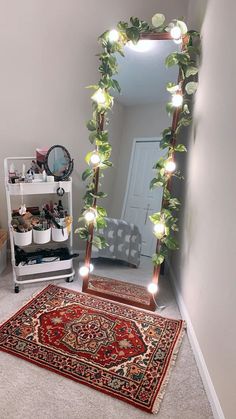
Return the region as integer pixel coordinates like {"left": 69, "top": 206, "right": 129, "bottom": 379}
{"left": 0, "top": 284, "right": 185, "bottom": 413}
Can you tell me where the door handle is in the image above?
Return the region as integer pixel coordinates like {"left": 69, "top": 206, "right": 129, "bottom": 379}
{"left": 144, "top": 204, "right": 150, "bottom": 225}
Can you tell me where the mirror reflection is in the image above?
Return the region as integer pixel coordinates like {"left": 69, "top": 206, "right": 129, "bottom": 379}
{"left": 45, "top": 145, "right": 73, "bottom": 180}
{"left": 90, "top": 40, "right": 179, "bottom": 301}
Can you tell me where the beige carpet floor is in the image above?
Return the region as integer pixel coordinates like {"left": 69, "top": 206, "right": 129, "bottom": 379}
{"left": 0, "top": 257, "right": 213, "bottom": 419}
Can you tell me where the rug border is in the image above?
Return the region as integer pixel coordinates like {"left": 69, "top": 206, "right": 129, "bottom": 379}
{"left": 87, "top": 274, "right": 154, "bottom": 310}
{"left": 0, "top": 283, "right": 186, "bottom": 414}
{"left": 0, "top": 283, "right": 183, "bottom": 330}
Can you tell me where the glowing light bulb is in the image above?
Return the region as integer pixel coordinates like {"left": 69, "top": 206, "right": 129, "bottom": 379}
{"left": 89, "top": 263, "right": 94, "bottom": 273}
{"left": 147, "top": 282, "right": 159, "bottom": 294}
{"left": 79, "top": 265, "right": 89, "bottom": 277}
{"left": 172, "top": 93, "right": 183, "bottom": 107}
{"left": 108, "top": 29, "right": 119, "bottom": 43}
{"left": 174, "top": 38, "right": 182, "bottom": 45}
{"left": 154, "top": 223, "right": 165, "bottom": 235}
{"left": 84, "top": 208, "right": 97, "bottom": 223}
{"left": 165, "top": 159, "right": 176, "bottom": 173}
{"left": 91, "top": 89, "right": 106, "bottom": 105}
{"left": 170, "top": 26, "right": 182, "bottom": 40}
{"left": 90, "top": 152, "right": 101, "bottom": 166}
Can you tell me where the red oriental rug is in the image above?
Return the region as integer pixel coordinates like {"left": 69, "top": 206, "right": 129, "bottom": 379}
{"left": 87, "top": 274, "right": 152, "bottom": 309}
{"left": 0, "top": 284, "right": 185, "bottom": 414}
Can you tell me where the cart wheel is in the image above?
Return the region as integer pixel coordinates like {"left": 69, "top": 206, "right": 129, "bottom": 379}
{"left": 66, "top": 276, "right": 74, "bottom": 283}
{"left": 14, "top": 285, "right": 20, "bottom": 293}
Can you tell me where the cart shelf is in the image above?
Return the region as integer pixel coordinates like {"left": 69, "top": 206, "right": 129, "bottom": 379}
{"left": 6, "top": 180, "right": 71, "bottom": 195}
{"left": 4, "top": 156, "right": 75, "bottom": 292}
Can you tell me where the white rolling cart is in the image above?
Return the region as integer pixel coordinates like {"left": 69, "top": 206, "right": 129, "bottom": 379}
{"left": 4, "top": 157, "right": 75, "bottom": 293}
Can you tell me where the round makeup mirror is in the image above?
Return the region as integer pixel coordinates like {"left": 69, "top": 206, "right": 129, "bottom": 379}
{"left": 45, "top": 145, "right": 74, "bottom": 181}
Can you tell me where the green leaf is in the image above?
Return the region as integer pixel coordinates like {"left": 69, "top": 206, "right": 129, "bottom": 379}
{"left": 185, "top": 66, "right": 199, "bottom": 78}
{"left": 149, "top": 212, "right": 161, "bottom": 223}
{"left": 185, "top": 81, "right": 198, "bottom": 95}
{"left": 85, "top": 151, "right": 94, "bottom": 165}
{"left": 152, "top": 253, "right": 165, "bottom": 266}
{"left": 89, "top": 131, "right": 97, "bottom": 144}
{"left": 91, "top": 191, "right": 108, "bottom": 198}
{"left": 166, "top": 82, "right": 179, "bottom": 94}
{"left": 164, "top": 236, "right": 179, "bottom": 250}
{"left": 101, "top": 160, "right": 113, "bottom": 168}
{"left": 96, "top": 131, "right": 109, "bottom": 143}
{"left": 130, "top": 17, "right": 142, "bottom": 28}
{"left": 92, "top": 236, "right": 103, "bottom": 249}
{"left": 165, "top": 53, "right": 178, "bottom": 68}
{"left": 97, "top": 143, "right": 111, "bottom": 154}
{"left": 86, "top": 119, "right": 97, "bottom": 131}
{"left": 187, "top": 45, "right": 201, "bottom": 56}
{"left": 177, "top": 20, "right": 188, "bottom": 34}
{"left": 176, "top": 52, "right": 190, "bottom": 65}
{"left": 82, "top": 168, "right": 93, "bottom": 181}
{"left": 168, "top": 198, "right": 181, "bottom": 210}
{"left": 163, "top": 188, "right": 171, "bottom": 201}
{"left": 174, "top": 144, "right": 187, "bottom": 152}
{"left": 117, "top": 21, "right": 129, "bottom": 31}
{"left": 151, "top": 13, "right": 165, "bottom": 28}
{"left": 75, "top": 227, "right": 89, "bottom": 240}
{"left": 92, "top": 235, "right": 108, "bottom": 249}
{"left": 126, "top": 27, "right": 140, "bottom": 44}
{"left": 150, "top": 177, "right": 165, "bottom": 189}
{"left": 187, "top": 30, "right": 200, "bottom": 37}
{"left": 96, "top": 217, "right": 107, "bottom": 229}
{"left": 86, "top": 84, "right": 99, "bottom": 90}
{"left": 96, "top": 206, "right": 107, "bottom": 217}
{"left": 111, "top": 79, "right": 121, "bottom": 93}
{"left": 166, "top": 102, "right": 174, "bottom": 115}
{"left": 153, "top": 157, "right": 166, "bottom": 170}
{"left": 176, "top": 116, "right": 192, "bottom": 133}
{"left": 183, "top": 104, "right": 190, "bottom": 114}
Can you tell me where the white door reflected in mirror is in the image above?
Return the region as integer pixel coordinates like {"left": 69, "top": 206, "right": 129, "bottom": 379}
{"left": 122, "top": 139, "right": 165, "bottom": 257}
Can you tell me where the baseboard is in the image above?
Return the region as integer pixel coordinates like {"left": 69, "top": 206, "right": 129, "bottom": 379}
{"left": 168, "top": 264, "right": 225, "bottom": 419}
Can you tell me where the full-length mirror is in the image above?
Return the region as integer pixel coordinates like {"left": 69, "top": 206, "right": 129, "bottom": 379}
{"left": 78, "top": 17, "right": 199, "bottom": 310}
{"left": 83, "top": 39, "right": 179, "bottom": 308}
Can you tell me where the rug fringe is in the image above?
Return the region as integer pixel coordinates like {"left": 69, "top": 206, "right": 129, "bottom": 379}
{"left": 152, "top": 321, "right": 186, "bottom": 414}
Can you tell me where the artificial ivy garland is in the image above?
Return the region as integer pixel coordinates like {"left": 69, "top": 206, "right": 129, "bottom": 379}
{"left": 76, "top": 13, "right": 200, "bottom": 278}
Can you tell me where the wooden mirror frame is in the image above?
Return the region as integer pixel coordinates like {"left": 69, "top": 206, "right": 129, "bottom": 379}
{"left": 77, "top": 16, "right": 200, "bottom": 310}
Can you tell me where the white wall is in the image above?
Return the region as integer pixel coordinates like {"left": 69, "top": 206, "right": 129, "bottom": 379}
{"left": 170, "top": 1, "right": 236, "bottom": 417}
{"left": 110, "top": 102, "right": 169, "bottom": 218}
{"left": 0, "top": 0, "right": 189, "bottom": 248}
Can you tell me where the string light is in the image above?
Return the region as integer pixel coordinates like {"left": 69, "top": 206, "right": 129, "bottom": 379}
{"left": 170, "top": 26, "right": 182, "bottom": 40}
{"left": 147, "top": 283, "right": 158, "bottom": 294}
{"left": 79, "top": 265, "right": 89, "bottom": 277}
{"left": 84, "top": 208, "right": 97, "bottom": 223}
{"left": 89, "top": 152, "right": 101, "bottom": 167}
{"left": 108, "top": 29, "right": 119, "bottom": 43}
{"left": 174, "top": 38, "right": 182, "bottom": 45}
{"left": 91, "top": 89, "right": 106, "bottom": 105}
{"left": 172, "top": 93, "right": 183, "bottom": 107}
{"left": 165, "top": 159, "right": 176, "bottom": 173}
{"left": 154, "top": 222, "right": 165, "bottom": 236}
{"left": 89, "top": 263, "right": 94, "bottom": 273}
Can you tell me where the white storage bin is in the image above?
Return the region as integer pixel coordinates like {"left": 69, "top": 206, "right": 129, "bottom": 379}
{"left": 13, "top": 229, "right": 32, "bottom": 246}
{"left": 33, "top": 227, "right": 51, "bottom": 244}
{"left": 52, "top": 226, "right": 68, "bottom": 242}
{"left": 0, "top": 230, "right": 7, "bottom": 274}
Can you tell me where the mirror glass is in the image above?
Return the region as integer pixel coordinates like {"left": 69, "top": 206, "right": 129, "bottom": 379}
{"left": 89, "top": 40, "right": 180, "bottom": 304}
{"left": 45, "top": 145, "right": 73, "bottom": 180}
